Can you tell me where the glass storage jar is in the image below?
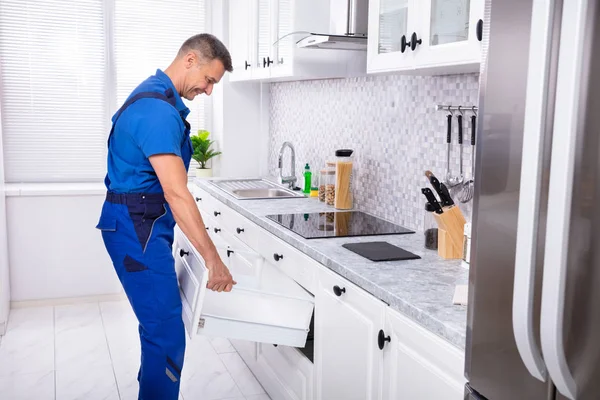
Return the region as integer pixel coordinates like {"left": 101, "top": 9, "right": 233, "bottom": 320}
{"left": 334, "top": 149, "right": 354, "bottom": 210}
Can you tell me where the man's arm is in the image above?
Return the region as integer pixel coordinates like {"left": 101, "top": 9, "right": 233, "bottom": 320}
{"left": 149, "top": 154, "right": 236, "bottom": 293}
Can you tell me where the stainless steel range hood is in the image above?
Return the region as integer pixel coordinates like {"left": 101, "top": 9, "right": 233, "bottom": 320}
{"left": 296, "top": 0, "right": 369, "bottom": 51}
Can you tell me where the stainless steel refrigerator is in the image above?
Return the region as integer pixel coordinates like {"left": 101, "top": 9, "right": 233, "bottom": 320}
{"left": 465, "top": 0, "right": 600, "bottom": 399}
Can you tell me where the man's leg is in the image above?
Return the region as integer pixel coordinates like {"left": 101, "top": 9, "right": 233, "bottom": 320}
{"left": 101, "top": 204, "right": 185, "bottom": 400}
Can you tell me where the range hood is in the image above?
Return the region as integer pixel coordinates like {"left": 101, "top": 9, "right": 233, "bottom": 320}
{"left": 296, "top": 0, "right": 369, "bottom": 51}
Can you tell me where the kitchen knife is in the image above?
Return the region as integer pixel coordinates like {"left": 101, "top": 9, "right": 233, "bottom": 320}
{"left": 425, "top": 170, "right": 455, "bottom": 207}
{"left": 421, "top": 188, "right": 443, "bottom": 214}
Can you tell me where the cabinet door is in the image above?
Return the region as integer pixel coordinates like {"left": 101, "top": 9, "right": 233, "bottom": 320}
{"left": 229, "top": 0, "right": 253, "bottom": 81}
{"left": 315, "top": 268, "right": 386, "bottom": 400}
{"left": 367, "top": 0, "right": 418, "bottom": 73}
{"left": 414, "top": 0, "right": 483, "bottom": 70}
{"left": 270, "top": 0, "right": 294, "bottom": 78}
{"left": 383, "top": 309, "right": 465, "bottom": 400}
{"left": 250, "top": 0, "right": 273, "bottom": 79}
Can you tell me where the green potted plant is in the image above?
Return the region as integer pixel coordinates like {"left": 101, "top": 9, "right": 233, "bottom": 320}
{"left": 191, "top": 130, "right": 222, "bottom": 178}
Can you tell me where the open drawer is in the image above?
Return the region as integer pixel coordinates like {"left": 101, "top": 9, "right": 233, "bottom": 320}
{"left": 173, "top": 226, "right": 314, "bottom": 348}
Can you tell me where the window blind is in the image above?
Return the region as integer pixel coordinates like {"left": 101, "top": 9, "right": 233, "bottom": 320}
{"left": 114, "top": 0, "right": 208, "bottom": 144}
{"left": 0, "top": 0, "right": 209, "bottom": 183}
{"left": 0, "top": 0, "right": 108, "bottom": 183}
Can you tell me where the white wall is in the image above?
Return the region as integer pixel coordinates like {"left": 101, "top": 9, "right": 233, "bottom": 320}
{"left": 6, "top": 189, "right": 122, "bottom": 302}
{"left": 209, "top": 0, "right": 270, "bottom": 178}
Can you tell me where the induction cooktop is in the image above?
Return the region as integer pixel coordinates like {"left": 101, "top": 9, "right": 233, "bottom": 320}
{"left": 265, "top": 211, "right": 414, "bottom": 239}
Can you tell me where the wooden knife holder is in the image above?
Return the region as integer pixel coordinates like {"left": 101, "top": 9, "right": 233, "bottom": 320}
{"left": 433, "top": 205, "right": 466, "bottom": 259}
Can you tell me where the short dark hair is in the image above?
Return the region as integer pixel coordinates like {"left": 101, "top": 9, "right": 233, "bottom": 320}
{"left": 179, "top": 33, "right": 233, "bottom": 72}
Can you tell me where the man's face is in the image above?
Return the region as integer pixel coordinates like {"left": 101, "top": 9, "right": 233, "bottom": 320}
{"left": 182, "top": 52, "right": 225, "bottom": 100}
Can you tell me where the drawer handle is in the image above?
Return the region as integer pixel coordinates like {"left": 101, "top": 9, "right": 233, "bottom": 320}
{"left": 273, "top": 253, "right": 284, "bottom": 262}
{"left": 214, "top": 211, "right": 221, "bottom": 217}
{"left": 206, "top": 227, "right": 209, "bottom": 230}
{"left": 378, "top": 329, "right": 391, "bottom": 350}
{"left": 214, "top": 228, "right": 221, "bottom": 233}
{"left": 273, "top": 344, "right": 278, "bottom": 347}
{"left": 333, "top": 285, "right": 346, "bottom": 297}
{"left": 195, "top": 197, "right": 202, "bottom": 202}
{"left": 236, "top": 227, "right": 245, "bottom": 234}
{"left": 179, "top": 249, "right": 190, "bottom": 258}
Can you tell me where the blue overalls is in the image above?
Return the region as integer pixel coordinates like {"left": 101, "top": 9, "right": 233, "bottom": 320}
{"left": 96, "top": 70, "right": 192, "bottom": 400}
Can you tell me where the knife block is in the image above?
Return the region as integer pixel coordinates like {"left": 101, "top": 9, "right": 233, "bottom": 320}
{"left": 433, "top": 205, "right": 466, "bottom": 259}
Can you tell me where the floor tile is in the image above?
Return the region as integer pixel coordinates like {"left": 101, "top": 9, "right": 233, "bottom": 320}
{"left": 0, "top": 309, "right": 54, "bottom": 377}
{"left": 0, "top": 370, "right": 55, "bottom": 400}
{"left": 181, "top": 340, "right": 243, "bottom": 400}
{"left": 55, "top": 303, "right": 103, "bottom": 334}
{"left": 56, "top": 364, "right": 119, "bottom": 400}
{"left": 55, "top": 303, "right": 112, "bottom": 372}
{"left": 209, "top": 337, "right": 236, "bottom": 354}
{"left": 247, "top": 394, "right": 272, "bottom": 400}
{"left": 220, "top": 352, "right": 265, "bottom": 396}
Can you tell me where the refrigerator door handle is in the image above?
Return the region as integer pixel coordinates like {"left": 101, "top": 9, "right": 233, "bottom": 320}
{"left": 513, "top": 0, "right": 556, "bottom": 383}
{"left": 540, "top": 0, "right": 590, "bottom": 398}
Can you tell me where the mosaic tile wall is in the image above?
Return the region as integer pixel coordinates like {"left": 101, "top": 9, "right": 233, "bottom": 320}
{"left": 269, "top": 73, "right": 480, "bottom": 231}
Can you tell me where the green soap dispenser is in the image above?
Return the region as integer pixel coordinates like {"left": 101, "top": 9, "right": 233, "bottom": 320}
{"left": 303, "top": 163, "right": 312, "bottom": 194}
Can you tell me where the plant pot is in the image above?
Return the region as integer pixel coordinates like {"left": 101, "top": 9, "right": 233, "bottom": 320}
{"left": 195, "top": 168, "right": 213, "bottom": 178}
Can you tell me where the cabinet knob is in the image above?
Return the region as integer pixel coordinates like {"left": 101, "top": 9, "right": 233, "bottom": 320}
{"left": 378, "top": 329, "right": 391, "bottom": 350}
{"left": 245, "top": 60, "right": 251, "bottom": 70}
{"left": 227, "top": 249, "right": 234, "bottom": 258}
{"left": 476, "top": 19, "right": 484, "bottom": 42}
{"left": 179, "top": 249, "right": 190, "bottom": 258}
{"left": 410, "top": 32, "right": 422, "bottom": 51}
{"left": 400, "top": 34, "right": 409, "bottom": 53}
{"left": 333, "top": 285, "right": 346, "bottom": 297}
{"left": 214, "top": 228, "right": 221, "bottom": 233}
{"left": 263, "top": 57, "right": 274, "bottom": 68}
{"left": 273, "top": 344, "right": 278, "bottom": 347}
{"left": 195, "top": 197, "right": 202, "bottom": 202}
{"left": 206, "top": 226, "right": 210, "bottom": 230}
{"left": 214, "top": 211, "right": 221, "bottom": 217}
{"left": 273, "top": 253, "right": 284, "bottom": 262}
{"left": 236, "top": 228, "right": 245, "bottom": 234}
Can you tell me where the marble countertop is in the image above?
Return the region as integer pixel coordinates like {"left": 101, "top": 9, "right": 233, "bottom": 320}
{"left": 194, "top": 178, "right": 469, "bottom": 350}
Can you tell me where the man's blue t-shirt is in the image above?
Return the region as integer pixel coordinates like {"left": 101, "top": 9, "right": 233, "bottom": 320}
{"left": 105, "top": 69, "right": 190, "bottom": 194}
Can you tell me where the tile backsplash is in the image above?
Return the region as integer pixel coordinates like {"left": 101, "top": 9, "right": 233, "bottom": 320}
{"left": 269, "top": 73, "right": 480, "bottom": 231}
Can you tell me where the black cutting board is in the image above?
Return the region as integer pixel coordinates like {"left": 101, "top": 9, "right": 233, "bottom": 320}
{"left": 342, "top": 241, "right": 421, "bottom": 262}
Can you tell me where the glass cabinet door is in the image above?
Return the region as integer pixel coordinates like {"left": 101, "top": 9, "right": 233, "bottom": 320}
{"left": 378, "top": 0, "right": 410, "bottom": 54}
{"left": 415, "top": 0, "right": 483, "bottom": 70}
{"left": 367, "top": 0, "right": 417, "bottom": 72}
{"left": 429, "top": 0, "right": 470, "bottom": 47}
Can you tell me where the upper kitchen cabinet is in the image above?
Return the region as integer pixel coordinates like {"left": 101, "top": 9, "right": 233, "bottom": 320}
{"left": 228, "top": 0, "right": 368, "bottom": 82}
{"left": 229, "top": 0, "right": 253, "bottom": 81}
{"left": 367, "top": 0, "right": 484, "bottom": 75}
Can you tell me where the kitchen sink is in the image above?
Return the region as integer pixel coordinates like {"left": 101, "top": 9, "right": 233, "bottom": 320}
{"left": 209, "top": 179, "right": 305, "bottom": 200}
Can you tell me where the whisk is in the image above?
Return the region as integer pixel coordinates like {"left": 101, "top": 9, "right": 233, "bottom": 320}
{"left": 458, "top": 112, "right": 477, "bottom": 203}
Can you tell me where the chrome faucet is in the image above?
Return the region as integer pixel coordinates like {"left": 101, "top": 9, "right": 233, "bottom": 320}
{"left": 278, "top": 141, "right": 297, "bottom": 189}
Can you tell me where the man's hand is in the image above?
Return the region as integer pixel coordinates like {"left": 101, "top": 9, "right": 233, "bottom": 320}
{"left": 149, "top": 153, "right": 237, "bottom": 293}
{"left": 205, "top": 255, "right": 237, "bottom": 292}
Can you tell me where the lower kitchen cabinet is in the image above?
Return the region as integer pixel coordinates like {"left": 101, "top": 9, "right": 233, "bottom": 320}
{"left": 382, "top": 308, "right": 466, "bottom": 399}
{"left": 189, "top": 183, "right": 466, "bottom": 400}
{"left": 314, "top": 267, "right": 387, "bottom": 400}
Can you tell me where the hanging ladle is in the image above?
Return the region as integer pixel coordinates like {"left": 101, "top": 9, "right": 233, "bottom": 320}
{"left": 446, "top": 106, "right": 463, "bottom": 189}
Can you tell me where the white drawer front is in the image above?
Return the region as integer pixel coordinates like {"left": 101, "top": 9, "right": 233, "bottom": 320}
{"left": 174, "top": 226, "right": 314, "bottom": 348}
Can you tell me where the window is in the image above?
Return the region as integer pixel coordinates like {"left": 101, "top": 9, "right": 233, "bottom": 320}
{"left": 0, "top": 0, "right": 209, "bottom": 183}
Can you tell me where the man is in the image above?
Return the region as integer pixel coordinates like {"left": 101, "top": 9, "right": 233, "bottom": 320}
{"left": 95, "top": 34, "right": 235, "bottom": 400}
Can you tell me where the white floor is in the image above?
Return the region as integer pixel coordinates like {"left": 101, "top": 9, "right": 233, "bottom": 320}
{"left": 0, "top": 301, "right": 270, "bottom": 400}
